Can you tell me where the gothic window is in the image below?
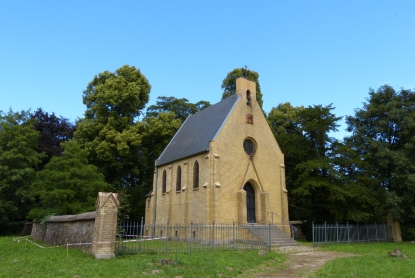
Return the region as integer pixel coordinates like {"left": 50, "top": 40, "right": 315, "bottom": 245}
{"left": 193, "top": 161, "right": 199, "bottom": 189}
{"left": 176, "top": 166, "right": 182, "bottom": 192}
{"left": 162, "top": 170, "right": 167, "bottom": 194}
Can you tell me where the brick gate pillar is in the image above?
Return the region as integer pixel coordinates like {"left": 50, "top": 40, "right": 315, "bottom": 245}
{"left": 92, "top": 192, "right": 119, "bottom": 259}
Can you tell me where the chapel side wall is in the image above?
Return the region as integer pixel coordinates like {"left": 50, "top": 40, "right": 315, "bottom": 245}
{"left": 144, "top": 170, "right": 156, "bottom": 226}
{"left": 212, "top": 79, "right": 288, "bottom": 227}
{"left": 154, "top": 152, "right": 210, "bottom": 225}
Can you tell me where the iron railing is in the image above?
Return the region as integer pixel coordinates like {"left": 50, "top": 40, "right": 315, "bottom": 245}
{"left": 116, "top": 218, "right": 275, "bottom": 255}
{"left": 312, "top": 222, "right": 392, "bottom": 246}
{"left": 267, "top": 211, "right": 297, "bottom": 239}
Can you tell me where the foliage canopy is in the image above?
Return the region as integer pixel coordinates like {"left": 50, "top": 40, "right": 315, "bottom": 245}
{"left": 29, "top": 141, "right": 113, "bottom": 220}
{"left": 31, "top": 108, "right": 75, "bottom": 170}
{"left": 346, "top": 85, "right": 415, "bottom": 222}
{"left": 75, "top": 65, "right": 151, "bottom": 187}
{"left": 0, "top": 110, "right": 43, "bottom": 234}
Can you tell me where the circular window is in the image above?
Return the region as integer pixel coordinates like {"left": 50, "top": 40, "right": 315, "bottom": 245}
{"left": 243, "top": 139, "right": 255, "bottom": 155}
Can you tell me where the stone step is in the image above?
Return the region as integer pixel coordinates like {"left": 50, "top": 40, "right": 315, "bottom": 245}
{"left": 244, "top": 225, "right": 299, "bottom": 247}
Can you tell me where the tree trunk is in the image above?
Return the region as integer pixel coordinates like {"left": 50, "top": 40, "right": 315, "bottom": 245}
{"left": 387, "top": 213, "right": 403, "bottom": 242}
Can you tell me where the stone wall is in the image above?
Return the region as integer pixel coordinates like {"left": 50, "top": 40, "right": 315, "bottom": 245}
{"left": 29, "top": 193, "right": 119, "bottom": 258}
{"left": 31, "top": 211, "right": 96, "bottom": 252}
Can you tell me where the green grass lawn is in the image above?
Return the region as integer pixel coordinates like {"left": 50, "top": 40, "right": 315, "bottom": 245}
{"left": 0, "top": 236, "right": 285, "bottom": 277}
{"left": 3, "top": 236, "right": 414, "bottom": 277}
{"left": 311, "top": 242, "right": 415, "bottom": 278}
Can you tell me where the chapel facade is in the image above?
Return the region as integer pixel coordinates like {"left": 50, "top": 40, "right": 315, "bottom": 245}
{"left": 145, "top": 78, "right": 289, "bottom": 233}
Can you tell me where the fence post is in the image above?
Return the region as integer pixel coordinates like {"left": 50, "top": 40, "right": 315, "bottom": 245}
{"left": 336, "top": 222, "right": 339, "bottom": 244}
{"left": 384, "top": 222, "right": 387, "bottom": 241}
{"left": 232, "top": 221, "right": 236, "bottom": 250}
{"left": 324, "top": 221, "right": 327, "bottom": 245}
{"left": 366, "top": 222, "right": 369, "bottom": 243}
{"left": 139, "top": 217, "right": 143, "bottom": 253}
{"left": 375, "top": 222, "right": 378, "bottom": 242}
{"left": 166, "top": 219, "right": 169, "bottom": 254}
{"left": 251, "top": 223, "right": 254, "bottom": 250}
{"left": 291, "top": 225, "right": 295, "bottom": 240}
{"left": 312, "top": 221, "right": 315, "bottom": 247}
{"left": 190, "top": 220, "right": 193, "bottom": 254}
{"left": 357, "top": 223, "right": 360, "bottom": 243}
{"left": 347, "top": 222, "right": 349, "bottom": 243}
{"left": 211, "top": 220, "right": 215, "bottom": 251}
{"left": 268, "top": 222, "right": 271, "bottom": 251}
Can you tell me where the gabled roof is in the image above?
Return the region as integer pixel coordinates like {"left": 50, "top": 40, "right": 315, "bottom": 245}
{"left": 156, "top": 94, "right": 240, "bottom": 166}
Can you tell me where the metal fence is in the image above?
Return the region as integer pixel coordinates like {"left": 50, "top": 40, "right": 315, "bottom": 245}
{"left": 312, "top": 222, "right": 393, "bottom": 246}
{"left": 116, "top": 219, "right": 274, "bottom": 255}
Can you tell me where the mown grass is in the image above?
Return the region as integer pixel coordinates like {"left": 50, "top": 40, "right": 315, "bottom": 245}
{"left": 311, "top": 242, "right": 415, "bottom": 278}
{"left": 117, "top": 237, "right": 268, "bottom": 255}
{"left": 0, "top": 236, "right": 285, "bottom": 277}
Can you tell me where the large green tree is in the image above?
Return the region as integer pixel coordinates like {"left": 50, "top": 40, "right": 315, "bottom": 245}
{"left": 0, "top": 110, "right": 43, "bottom": 234}
{"left": 129, "top": 112, "right": 182, "bottom": 218}
{"left": 29, "top": 141, "right": 113, "bottom": 221}
{"left": 268, "top": 103, "right": 376, "bottom": 236}
{"left": 346, "top": 85, "right": 415, "bottom": 233}
{"left": 74, "top": 65, "right": 151, "bottom": 187}
{"left": 221, "top": 68, "right": 263, "bottom": 109}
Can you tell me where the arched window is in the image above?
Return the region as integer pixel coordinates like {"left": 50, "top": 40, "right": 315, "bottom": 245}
{"left": 162, "top": 170, "right": 167, "bottom": 194}
{"left": 176, "top": 166, "right": 182, "bottom": 192}
{"left": 193, "top": 161, "right": 199, "bottom": 189}
{"left": 246, "top": 90, "right": 252, "bottom": 106}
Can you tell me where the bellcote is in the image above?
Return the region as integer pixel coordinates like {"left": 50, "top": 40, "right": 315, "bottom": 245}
{"left": 235, "top": 78, "right": 257, "bottom": 107}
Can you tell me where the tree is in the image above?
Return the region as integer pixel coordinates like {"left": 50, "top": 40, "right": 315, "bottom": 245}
{"left": 221, "top": 68, "right": 263, "bottom": 109}
{"left": 129, "top": 112, "right": 182, "bottom": 218}
{"left": 31, "top": 108, "right": 76, "bottom": 170}
{"left": 267, "top": 103, "right": 306, "bottom": 194}
{"left": 146, "top": 96, "right": 210, "bottom": 122}
{"left": 74, "top": 65, "right": 151, "bottom": 187}
{"left": 346, "top": 85, "right": 415, "bottom": 236}
{"left": 29, "top": 141, "right": 113, "bottom": 221}
{"left": 0, "top": 109, "right": 43, "bottom": 234}
{"left": 268, "top": 103, "right": 376, "bottom": 238}
{"left": 82, "top": 65, "right": 150, "bottom": 122}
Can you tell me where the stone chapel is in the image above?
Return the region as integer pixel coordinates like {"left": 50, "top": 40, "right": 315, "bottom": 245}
{"left": 145, "top": 78, "right": 289, "bottom": 232}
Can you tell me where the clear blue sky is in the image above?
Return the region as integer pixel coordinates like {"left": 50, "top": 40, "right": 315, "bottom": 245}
{"left": 1, "top": 1, "right": 414, "bottom": 139}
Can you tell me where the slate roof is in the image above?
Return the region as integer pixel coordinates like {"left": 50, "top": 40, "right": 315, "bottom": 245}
{"left": 156, "top": 94, "right": 240, "bottom": 166}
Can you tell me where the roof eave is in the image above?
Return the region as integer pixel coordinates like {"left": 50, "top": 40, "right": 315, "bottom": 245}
{"left": 155, "top": 149, "right": 209, "bottom": 167}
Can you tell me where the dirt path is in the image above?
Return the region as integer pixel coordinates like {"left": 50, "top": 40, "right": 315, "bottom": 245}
{"left": 239, "top": 246, "right": 353, "bottom": 278}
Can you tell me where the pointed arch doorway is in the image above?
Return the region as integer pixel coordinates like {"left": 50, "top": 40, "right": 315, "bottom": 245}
{"left": 244, "top": 182, "right": 256, "bottom": 223}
